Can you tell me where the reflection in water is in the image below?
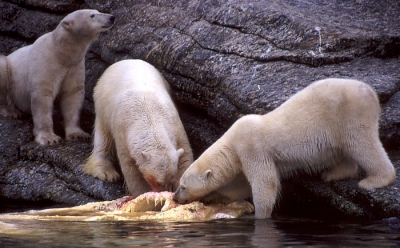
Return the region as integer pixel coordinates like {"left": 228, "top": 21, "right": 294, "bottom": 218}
{"left": 0, "top": 216, "right": 399, "bottom": 247}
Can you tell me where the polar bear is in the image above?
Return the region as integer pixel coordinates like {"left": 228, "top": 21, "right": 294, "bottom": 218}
{"left": 173, "top": 78, "right": 396, "bottom": 219}
{"left": 0, "top": 9, "right": 115, "bottom": 145}
{"left": 82, "top": 59, "right": 193, "bottom": 196}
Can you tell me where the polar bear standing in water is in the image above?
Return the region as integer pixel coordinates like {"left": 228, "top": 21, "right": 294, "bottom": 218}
{"left": 0, "top": 9, "right": 115, "bottom": 145}
{"left": 83, "top": 59, "right": 193, "bottom": 197}
{"left": 174, "top": 78, "right": 396, "bottom": 219}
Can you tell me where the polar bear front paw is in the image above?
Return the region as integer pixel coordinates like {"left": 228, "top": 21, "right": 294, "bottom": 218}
{"left": 66, "top": 131, "right": 91, "bottom": 142}
{"left": 95, "top": 168, "right": 120, "bottom": 182}
{"left": 35, "top": 132, "right": 62, "bottom": 146}
{"left": 82, "top": 158, "right": 121, "bottom": 182}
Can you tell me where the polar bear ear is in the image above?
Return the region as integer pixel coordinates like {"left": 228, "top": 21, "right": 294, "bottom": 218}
{"left": 177, "top": 148, "right": 184, "bottom": 157}
{"left": 141, "top": 151, "right": 151, "bottom": 161}
{"left": 200, "top": 169, "right": 212, "bottom": 181}
{"left": 61, "top": 19, "right": 73, "bottom": 31}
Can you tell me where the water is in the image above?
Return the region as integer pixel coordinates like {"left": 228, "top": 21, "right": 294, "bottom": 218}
{"left": 1, "top": 215, "right": 399, "bottom": 247}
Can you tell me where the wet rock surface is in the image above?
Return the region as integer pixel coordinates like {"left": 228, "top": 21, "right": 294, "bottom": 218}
{"left": 0, "top": 0, "right": 399, "bottom": 220}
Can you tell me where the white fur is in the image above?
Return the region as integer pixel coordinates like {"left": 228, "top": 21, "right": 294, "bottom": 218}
{"left": 174, "top": 78, "right": 396, "bottom": 219}
{"left": 0, "top": 9, "right": 114, "bottom": 145}
{"left": 83, "top": 59, "right": 193, "bottom": 197}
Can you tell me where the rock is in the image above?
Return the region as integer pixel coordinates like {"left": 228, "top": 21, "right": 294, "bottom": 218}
{"left": 0, "top": 0, "right": 399, "bottom": 220}
{"left": 278, "top": 150, "right": 400, "bottom": 220}
{"left": 0, "top": 117, "right": 124, "bottom": 205}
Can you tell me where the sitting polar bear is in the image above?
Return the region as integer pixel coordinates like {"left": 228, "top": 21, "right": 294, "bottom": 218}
{"left": 0, "top": 9, "right": 114, "bottom": 145}
{"left": 173, "top": 78, "right": 396, "bottom": 219}
{"left": 83, "top": 59, "right": 194, "bottom": 196}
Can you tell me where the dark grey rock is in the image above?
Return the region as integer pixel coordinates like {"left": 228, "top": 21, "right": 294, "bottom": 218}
{"left": 0, "top": 0, "right": 399, "bottom": 220}
{"left": 278, "top": 151, "right": 400, "bottom": 220}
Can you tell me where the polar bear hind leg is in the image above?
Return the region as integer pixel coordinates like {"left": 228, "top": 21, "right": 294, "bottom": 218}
{"left": 348, "top": 136, "right": 395, "bottom": 190}
{"left": 356, "top": 146, "right": 395, "bottom": 190}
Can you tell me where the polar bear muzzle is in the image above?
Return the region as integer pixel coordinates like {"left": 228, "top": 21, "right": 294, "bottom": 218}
{"left": 173, "top": 186, "right": 192, "bottom": 204}
{"left": 99, "top": 14, "right": 115, "bottom": 29}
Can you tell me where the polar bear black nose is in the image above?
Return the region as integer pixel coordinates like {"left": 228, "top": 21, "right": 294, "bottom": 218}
{"left": 172, "top": 193, "right": 178, "bottom": 202}
{"left": 109, "top": 15, "right": 115, "bottom": 24}
{"left": 173, "top": 188, "right": 180, "bottom": 202}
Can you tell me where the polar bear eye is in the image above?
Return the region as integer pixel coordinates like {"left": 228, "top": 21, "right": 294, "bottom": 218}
{"left": 90, "top": 14, "right": 95, "bottom": 18}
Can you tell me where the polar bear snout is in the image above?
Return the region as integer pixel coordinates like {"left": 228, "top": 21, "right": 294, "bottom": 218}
{"left": 173, "top": 186, "right": 191, "bottom": 204}
{"left": 100, "top": 14, "right": 115, "bottom": 29}
{"left": 154, "top": 183, "right": 174, "bottom": 193}
{"left": 144, "top": 174, "right": 175, "bottom": 193}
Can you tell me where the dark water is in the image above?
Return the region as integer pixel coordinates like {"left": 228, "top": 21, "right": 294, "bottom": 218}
{"left": 0, "top": 215, "right": 399, "bottom": 247}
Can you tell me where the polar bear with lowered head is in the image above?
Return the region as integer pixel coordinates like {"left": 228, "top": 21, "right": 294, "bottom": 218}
{"left": 174, "top": 78, "right": 396, "bottom": 219}
{"left": 0, "top": 9, "right": 114, "bottom": 145}
{"left": 83, "top": 59, "right": 193, "bottom": 196}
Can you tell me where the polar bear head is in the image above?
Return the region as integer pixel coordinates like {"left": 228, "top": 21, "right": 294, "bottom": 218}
{"left": 60, "top": 9, "right": 115, "bottom": 40}
{"left": 173, "top": 141, "right": 240, "bottom": 203}
{"left": 137, "top": 148, "right": 185, "bottom": 192}
{"left": 173, "top": 161, "right": 218, "bottom": 204}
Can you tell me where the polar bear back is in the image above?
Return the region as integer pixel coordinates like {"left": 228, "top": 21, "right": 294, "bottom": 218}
{"left": 95, "top": 59, "right": 169, "bottom": 97}
{"left": 277, "top": 78, "right": 379, "bottom": 122}
{"left": 94, "top": 59, "right": 177, "bottom": 135}
{"left": 95, "top": 60, "right": 169, "bottom": 115}
{"left": 268, "top": 78, "right": 380, "bottom": 136}
{"left": 228, "top": 78, "right": 382, "bottom": 176}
